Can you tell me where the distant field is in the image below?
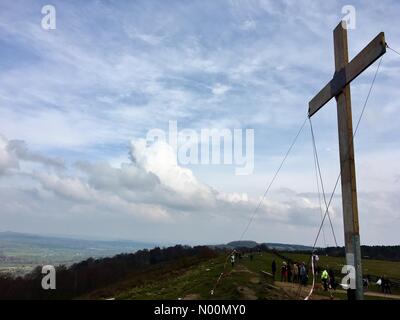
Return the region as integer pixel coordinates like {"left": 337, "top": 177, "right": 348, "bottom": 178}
{"left": 283, "top": 252, "right": 400, "bottom": 279}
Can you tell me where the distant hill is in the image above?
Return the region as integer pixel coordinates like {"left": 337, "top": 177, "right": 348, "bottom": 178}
{"left": 227, "top": 241, "right": 259, "bottom": 248}
{"left": 211, "top": 240, "right": 314, "bottom": 252}
{"left": 263, "top": 243, "right": 315, "bottom": 251}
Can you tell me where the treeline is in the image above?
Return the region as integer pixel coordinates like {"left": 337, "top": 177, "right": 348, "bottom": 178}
{"left": 314, "top": 246, "right": 400, "bottom": 262}
{"left": 0, "top": 245, "right": 216, "bottom": 300}
{"left": 285, "top": 245, "right": 400, "bottom": 262}
{"left": 245, "top": 244, "right": 400, "bottom": 262}
{"left": 219, "top": 244, "right": 400, "bottom": 262}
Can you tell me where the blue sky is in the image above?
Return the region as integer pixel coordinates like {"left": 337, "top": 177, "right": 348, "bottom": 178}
{"left": 0, "top": 0, "right": 399, "bottom": 245}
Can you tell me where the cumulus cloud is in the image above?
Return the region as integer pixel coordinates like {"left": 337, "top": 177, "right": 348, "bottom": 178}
{"left": 130, "top": 139, "right": 213, "bottom": 197}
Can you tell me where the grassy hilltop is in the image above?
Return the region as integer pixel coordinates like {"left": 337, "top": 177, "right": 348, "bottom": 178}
{"left": 83, "top": 251, "right": 400, "bottom": 300}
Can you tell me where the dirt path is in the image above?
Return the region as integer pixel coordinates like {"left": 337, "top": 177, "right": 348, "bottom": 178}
{"left": 275, "top": 281, "right": 400, "bottom": 300}
{"left": 274, "top": 281, "right": 332, "bottom": 300}
{"left": 361, "top": 291, "right": 400, "bottom": 299}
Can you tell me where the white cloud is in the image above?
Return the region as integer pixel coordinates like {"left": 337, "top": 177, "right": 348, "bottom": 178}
{"left": 34, "top": 172, "right": 93, "bottom": 203}
{"left": 211, "top": 83, "right": 231, "bottom": 96}
{"left": 130, "top": 139, "right": 212, "bottom": 197}
{"left": 240, "top": 20, "right": 257, "bottom": 31}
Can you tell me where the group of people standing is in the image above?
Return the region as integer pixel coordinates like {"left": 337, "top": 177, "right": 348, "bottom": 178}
{"left": 230, "top": 250, "right": 244, "bottom": 267}
{"left": 271, "top": 260, "right": 309, "bottom": 285}
{"left": 271, "top": 257, "right": 338, "bottom": 291}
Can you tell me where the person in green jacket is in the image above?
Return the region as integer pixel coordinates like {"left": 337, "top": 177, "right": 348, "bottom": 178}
{"left": 321, "top": 269, "right": 329, "bottom": 291}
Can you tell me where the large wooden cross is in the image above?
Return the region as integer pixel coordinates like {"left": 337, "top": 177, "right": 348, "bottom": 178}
{"left": 309, "top": 22, "right": 386, "bottom": 300}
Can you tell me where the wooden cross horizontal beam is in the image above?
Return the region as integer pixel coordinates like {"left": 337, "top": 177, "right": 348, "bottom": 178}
{"left": 308, "top": 32, "right": 386, "bottom": 117}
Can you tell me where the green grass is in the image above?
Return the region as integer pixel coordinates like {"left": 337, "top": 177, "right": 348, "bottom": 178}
{"left": 113, "top": 252, "right": 309, "bottom": 300}
{"left": 116, "top": 255, "right": 258, "bottom": 300}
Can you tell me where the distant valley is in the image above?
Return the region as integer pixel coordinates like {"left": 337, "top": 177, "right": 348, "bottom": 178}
{"left": 0, "top": 231, "right": 159, "bottom": 276}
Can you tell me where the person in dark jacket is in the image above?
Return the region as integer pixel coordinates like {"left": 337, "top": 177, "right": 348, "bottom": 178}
{"left": 271, "top": 260, "right": 277, "bottom": 280}
{"left": 382, "top": 276, "right": 392, "bottom": 294}
{"left": 328, "top": 268, "right": 336, "bottom": 290}
{"left": 299, "top": 262, "right": 308, "bottom": 286}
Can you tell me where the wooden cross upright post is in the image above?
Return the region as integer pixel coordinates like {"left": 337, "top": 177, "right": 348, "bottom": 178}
{"left": 308, "top": 21, "right": 386, "bottom": 300}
